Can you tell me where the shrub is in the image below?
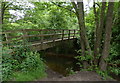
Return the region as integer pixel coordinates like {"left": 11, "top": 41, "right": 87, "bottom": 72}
{"left": 2, "top": 46, "right": 46, "bottom": 81}
{"left": 2, "top": 47, "right": 14, "bottom": 80}
{"left": 20, "top": 52, "right": 45, "bottom": 72}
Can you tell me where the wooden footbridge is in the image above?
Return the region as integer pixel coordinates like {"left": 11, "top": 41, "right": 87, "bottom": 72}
{"left": 1, "top": 29, "right": 79, "bottom": 51}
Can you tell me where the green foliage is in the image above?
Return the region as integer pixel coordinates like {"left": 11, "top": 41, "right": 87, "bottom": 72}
{"left": 75, "top": 49, "right": 111, "bottom": 80}
{"left": 108, "top": 2, "right": 120, "bottom": 76}
{"left": 2, "top": 63, "right": 13, "bottom": 80}
{"left": 85, "top": 10, "right": 95, "bottom": 48}
{"left": 107, "top": 45, "right": 120, "bottom": 76}
{"left": 20, "top": 52, "right": 45, "bottom": 72}
{"left": 3, "top": 2, "right": 78, "bottom": 31}
{"left": 2, "top": 46, "right": 46, "bottom": 81}
{"left": 96, "top": 70, "right": 109, "bottom": 80}
{"left": 2, "top": 47, "right": 14, "bottom": 80}
{"left": 75, "top": 50, "right": 93, "bottom": 62}
{"left": 66, "top": 67, "right": 76, "bottom": 75}
{"left": 109, "top": 67, "right": 120, "bottom": 76}
{"left": 2, "top": 1, "right": 120, "bottom": 81}
{"left": 11, "top": 68, "right": 46, "bottom": 81}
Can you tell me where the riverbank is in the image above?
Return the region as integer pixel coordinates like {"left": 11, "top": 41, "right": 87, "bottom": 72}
{"left": 39, "top": 67, "right": 116, "bottom": 81}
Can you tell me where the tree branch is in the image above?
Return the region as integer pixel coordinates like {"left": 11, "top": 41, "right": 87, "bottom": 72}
{"left": 71, "top": 2, "right": 78, "bottom": 16}
{"left": 51, "top": 2, "right": 76, "bottom": 14}
{"left": 4, "top": 2, "right": 12, "bottom": 10}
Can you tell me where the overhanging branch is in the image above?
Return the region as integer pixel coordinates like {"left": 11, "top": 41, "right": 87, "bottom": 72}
{"left": 51, "top": 2, "right": 76, "bottom": 14}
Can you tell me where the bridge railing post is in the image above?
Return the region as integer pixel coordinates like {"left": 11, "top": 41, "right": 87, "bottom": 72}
{"left": 40, "top": 30, "right": 43, "bottom": 49}
{"left": 68, "top": 30, "right": 70, "bottom": 40}
{"left": 73, "top": 30, "right": 75, "bottom": 38}
{"left": 22, "top": 29, "right": 28, "bottom": 45}
{"left": 62, "top": 30, "right": 64, "bottom": 41}
{"left": 4, "top": 33, "right": 9, "bottom": 46}
{"left": 53, "top": 30, "right": 56, "bottom": 45}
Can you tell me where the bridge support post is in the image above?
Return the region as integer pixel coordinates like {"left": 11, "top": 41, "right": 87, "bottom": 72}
{"left": 68, "top": 30, "right": 70, "bottom": 40}
{"left": 62, "top": 30, "right": 64, "bottom": 41}
{"left": 73, "top": 30, "right": 75, "bottom": 38}
{"left": 22, "top": 29, "right": 28, "bottom": 46}
{"left": 40, "top": 30, "right": 43, "bottom": 50}
{"left": 52, "top": 30, "right": 56, "bottom": 46}
{"left": 4, "top": 33, "right": 9, "bottom": 47}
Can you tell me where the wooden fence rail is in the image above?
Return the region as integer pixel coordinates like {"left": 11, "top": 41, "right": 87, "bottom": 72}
{"left": 0, "top": 29, "right": 79, "bottom": 45}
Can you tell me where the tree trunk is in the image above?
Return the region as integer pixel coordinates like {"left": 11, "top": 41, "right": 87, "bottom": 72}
{"left": 93, "top": 1, "right": 99, "bottom": 43}
{"left": 0, "top": 2, "right": 3, "bottom": 25}
{"left": 94, "top": 2, "right": 106, "bottom": 65}
{"left": 77, "top": 16, "right": 89, "bottom": 69}
{"left": 99, "top": 2, "right": 114, "bottom": 71}
{"left": 77, "top": 2, "right": 92, "bottom": 64}
{"left": 0, "top": 2, "right": 10, "bottom": 25}
{"left": 72, "top": 2, "right": 88, "bottom": 68}
{"left": 1, "top": 2, "right": 5, "bottom": 24}
{"left": 72, "top": 1, "right": 92, "bottom": 68}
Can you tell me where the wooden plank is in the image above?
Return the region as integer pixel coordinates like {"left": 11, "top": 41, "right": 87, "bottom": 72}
{"left": 62, "top": 30, "right": 64, "bottom": 40}
{"left": 22, "top": 29, "right": 29, "bottom": 44}
{"left": 4, "top": 33, "right": 9, "bottom": 46}
{"left": 2, "top": 37, "right": 23, "bottom": 44}
{"left": 0, "top": 29, "right": 23, "bottom": 34}
{"left": 31, "top": 37, "right": 75, "bottom": 46}
{"left": 53, "top": 30, "right": 56, "bottom": 44}
{"left": 0, "top": 29, "right": 79, "bottom": 34}
{"left": 6, "top": 33, "right": 71, "bottom": 39}
{"left": 23, "top": 33, "right": 68, "bottom": 38}
{"left": 7, "top": 35, "right": 22, "bottom": 39}
{"left": 8, "top": 37, "right": 76, "bottom": 49}
{"left": 1, "top": 33, "right": 69, "bottom": 44}
{"left": 73, "top": 30, "right": 75, "bottom": 38}
{"left": 68, "top": 30, "right": 70, "bottom": 40}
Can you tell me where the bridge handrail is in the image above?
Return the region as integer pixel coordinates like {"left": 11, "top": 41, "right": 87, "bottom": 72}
{"left": 1, "top": 29, "right": 79, "bottom": 45}
{"left": 0, "top": 29, "right": 79, "bottom": 34}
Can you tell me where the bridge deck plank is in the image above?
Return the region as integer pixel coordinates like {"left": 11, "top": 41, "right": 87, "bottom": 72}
{"left": 11, "top": 37, "right": 76, "bottom": 48}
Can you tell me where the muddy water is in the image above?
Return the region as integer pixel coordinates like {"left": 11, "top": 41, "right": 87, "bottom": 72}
{"left": 43, "top": 53, "right": 80, "bottom": 76}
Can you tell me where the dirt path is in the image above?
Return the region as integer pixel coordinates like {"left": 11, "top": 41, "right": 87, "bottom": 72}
{"left": 40, "top": 68, "right": 63, "bottom": 81}
{"left": 39, "top": 68, "right": 116, "bottom": 81}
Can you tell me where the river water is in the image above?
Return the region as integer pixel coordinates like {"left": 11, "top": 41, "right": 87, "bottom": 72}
{"left": 43, "top": 53, "right": 80, "bottom": 76}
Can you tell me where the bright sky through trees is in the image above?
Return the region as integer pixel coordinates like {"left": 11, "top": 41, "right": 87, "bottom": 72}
{"left": 9, "top": 1, "right": 93, "bottom": 20}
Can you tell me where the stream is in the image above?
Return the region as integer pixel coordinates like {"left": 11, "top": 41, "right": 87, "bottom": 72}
{"left": 43, "top": 53, "right": 80, "bottom": 76}
{"left": 42, "top": 52, "right": 120, "bottom": 81}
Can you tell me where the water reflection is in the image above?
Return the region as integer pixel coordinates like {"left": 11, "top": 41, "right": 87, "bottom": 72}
{"left": 43, "top": 53, "right": 80, "bottom": 76}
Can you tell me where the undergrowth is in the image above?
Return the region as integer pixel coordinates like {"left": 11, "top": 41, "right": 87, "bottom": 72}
{"left": 2, "top": 45, "right": 46, "bottom": 81}
{"left": 75, "top": 49, "right": 119, "bottom": 80}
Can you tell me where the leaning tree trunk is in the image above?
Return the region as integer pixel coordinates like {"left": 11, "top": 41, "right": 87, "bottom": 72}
{"left": 94, "top": 2, "right": 106, "bottom": 65}
{"left": 72, "top": 2, "right": 88, "bottom": 68}
{"left": 77, "top": 2, "right": 92, "bottom": 65}
{"left": 99, "top": 2, "right": 114, "bottom": 71}
{"left": 77, "top": 2, "right": 89, "bottom": 52}
{"left": 77, "top": 14, "right": 89, "bottom": 69}
{"left": 72, "top": 1, "right": 92, "bottom": 68}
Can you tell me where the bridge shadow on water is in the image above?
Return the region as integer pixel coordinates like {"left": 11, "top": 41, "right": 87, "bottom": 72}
{"left": 39, "top": 38, "right": 81, "bottom": 76}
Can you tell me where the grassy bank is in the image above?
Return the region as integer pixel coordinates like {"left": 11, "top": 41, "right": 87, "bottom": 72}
{"left": 2, "top": 46, "right": 47, "bottom": 81}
